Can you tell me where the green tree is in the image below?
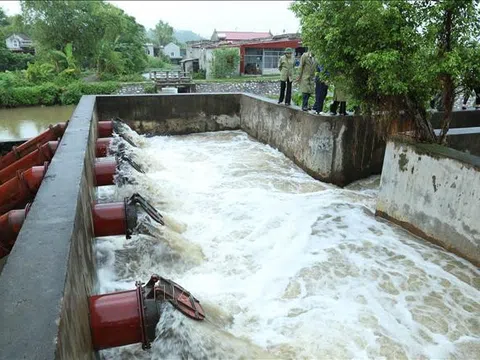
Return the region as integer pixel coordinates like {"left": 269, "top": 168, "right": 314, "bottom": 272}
{"left": 291, "top": 0, "right": 480, "bottom": 143}
{"left": 419, "top": 0, "right": 480, "bottom": 143}
{"left": 210, "top": 48, "right": 240, "bottom": 79}
{"left": 152, "top": 20, "right": 174, "bottom": 46}
{"left": 21, "top": 0, "right": 99, "bottom": 64}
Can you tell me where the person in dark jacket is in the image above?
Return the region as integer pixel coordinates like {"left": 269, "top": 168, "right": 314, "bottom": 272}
{"left": 312, "top": 64, "right": 329, "bottom": 114}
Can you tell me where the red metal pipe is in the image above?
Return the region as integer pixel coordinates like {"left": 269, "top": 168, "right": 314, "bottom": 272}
{"left": 0, "top": 204, "right": 31, "bottom": 258}
{"left": 93, "top": 202, "right": 130, "bottom": 237}
{"left": 0, "top": 163, "right": 48, "bottom": 215}
{"left": 0, "top": 141, "right": 58, "bottom": 185}
{"left": 94, "top": 157, "right": 117, "bottom": 186}
{"left": 90, "top": 289, "right": 143, "bottom": 350}
{"left": 0, "top": 123, "right": 65, "bottom": 170}
{"left": 96, "top": 138, "right": 113, "bottom": 158}
{"left": 89, "top": 275, "right": 205, "bottom": 351}
{"left": 98, "top": 121, "right": 114, "bottom": 138}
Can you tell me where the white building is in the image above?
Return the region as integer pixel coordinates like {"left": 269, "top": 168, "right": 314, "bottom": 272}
{"left": 144, "top": 43, "right": 155, "bottom": 57}
{"left": 5, "top": 33, "right": 34, "bottom": 53}
{"left": 163, "top": 42, "right": 181, "bottom": 59}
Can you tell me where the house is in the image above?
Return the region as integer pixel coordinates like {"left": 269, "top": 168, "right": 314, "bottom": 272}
{"left": 239, "top": 34, "right": 302, "bottom": 75}
{"left": 5, "top": 33, "right": 34, "bottom": 54}
{"left": 211, "top": 30, "right": 272, "bottom": 42}
{"left": 185, "top": 32, "right": 302, "bottom": 78}
{"left": 162, "top": 42, "right": 183, "bottom": 64}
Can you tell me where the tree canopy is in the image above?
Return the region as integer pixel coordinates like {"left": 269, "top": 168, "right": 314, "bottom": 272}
{"left": 291, "top": 0, "right": 480, "bottom": 142}
{"left": 20, "top": 0, "right": 147, "bottom": 76}
{"left": 151, "top": 20, "right": 175, "bottom": 47}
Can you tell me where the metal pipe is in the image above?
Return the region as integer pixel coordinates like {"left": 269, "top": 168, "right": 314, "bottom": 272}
{"left": 0, "top": 163, "right": 48, "bottom": 216}
{"left": 0, "top": 123, "right": 65, "bottom": 170}
{"left": 0, "top": 205, "right": 31, "bottom": 258}
{"left": 96, "top": 138, "right": 113, "bottom": 158}
{"left": 94, "top": 157, "right": 117, "bottom": 186}
{"left": 0, "top": 141, "right": 58, "bottom": 185}
{"left": 92, "top": 201, "right": 137, "bottom": 238}
{"left": 89, "top": 275, "right": 205, "bottom": 351}
{"left": 97, "top": 121, "right": 114, "bottom": 138}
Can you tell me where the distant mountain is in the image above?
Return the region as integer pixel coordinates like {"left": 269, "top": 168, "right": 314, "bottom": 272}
{"left": 174, "top": 30, "right": 205, "bottom": 43}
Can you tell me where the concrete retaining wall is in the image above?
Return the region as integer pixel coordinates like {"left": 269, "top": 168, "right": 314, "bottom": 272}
{"left": 376, "top": 138, "right": 480, "bottom": 266}
{"left": 0, "top": 96, "right": 97, "bottom": 360}
{"left": 96, "top": 93, "right": 241, "bottom": 135}
{"left": 240, "top": 95, "right": 384, "bottom": 186}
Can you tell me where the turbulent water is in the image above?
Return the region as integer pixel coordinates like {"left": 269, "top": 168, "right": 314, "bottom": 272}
{"left": 95, "top": 130, "right": 479, "bottom": 360}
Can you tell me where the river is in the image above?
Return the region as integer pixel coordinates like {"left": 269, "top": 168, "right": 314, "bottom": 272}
{"left": 95, "top": 130, "right": 479, "bottom": 360}
{"left": 0, "top": 105, "right": 75, "bottom": 141}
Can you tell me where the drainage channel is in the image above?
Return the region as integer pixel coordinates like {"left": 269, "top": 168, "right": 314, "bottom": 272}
{"left": 93, "top": 128, "right": 479, "bottom": 359}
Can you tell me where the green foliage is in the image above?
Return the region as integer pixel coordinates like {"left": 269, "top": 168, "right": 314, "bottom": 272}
{"left": 142, "top": 83, "right": 156, "bottom": 94}
{"left": 210, "top": 48, "right": 240, "bottom": 79}
{"left": 60, "top": 81, "right": 119, "bottom": 105}
{"left": 25, "top": 61, "right": 56, "bottom": 83}
{"left": 0, "top": 82, "right": 60, "bottom": 107}
{"left": 0, "top": 70, "right": 120, "bottom": 107}
{"left": 291, "top": 0, "right": 480, "bottom": 142}
{"left": 146, "top": 56, "right": 167, "bottom": 70}
{"left": 20, "top": 0, "right": 147, "bottom": 76}
{"left": 192, "top": 69, "right": 206, "bottom": 80}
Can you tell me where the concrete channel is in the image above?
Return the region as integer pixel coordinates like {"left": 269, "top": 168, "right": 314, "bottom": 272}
{"left": 0, "top": 94, "right": 478, "bottom": 359}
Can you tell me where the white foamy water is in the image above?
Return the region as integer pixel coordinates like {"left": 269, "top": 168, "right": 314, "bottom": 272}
{"left": 95, "top": 130, "right": 479, "bottom": 360}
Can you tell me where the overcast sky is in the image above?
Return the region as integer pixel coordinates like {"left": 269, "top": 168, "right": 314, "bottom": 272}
{"left": 0, "top": 1, "right": 300, "bottom": 38}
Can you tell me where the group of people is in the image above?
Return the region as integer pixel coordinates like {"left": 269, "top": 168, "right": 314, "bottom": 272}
{"left": 277, "top": 48, "right": 348, "bottom": 115}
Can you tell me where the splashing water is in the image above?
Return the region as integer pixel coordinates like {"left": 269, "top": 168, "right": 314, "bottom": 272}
{"left": 95, "top": 130, "right": 480, "bottom": 360}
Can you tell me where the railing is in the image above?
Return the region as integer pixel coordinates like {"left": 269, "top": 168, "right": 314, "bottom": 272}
{"left": 149, "top": 70, "right": 192, "bottom": 83}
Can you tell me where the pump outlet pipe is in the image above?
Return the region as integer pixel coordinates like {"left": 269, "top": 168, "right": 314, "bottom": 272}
{"left": 0, "top": 141, "right": 58, "bottom": 185}
{"left": 89, "top": 274, "right": 205, "bottom": 350}
{"left": 0, "top": 123, "right": 65, "bottom": 170}
{"left": 0, "top": 204, "right": 31, "bottom": 258}
{"left": 96, "top": 138, "right": 113, "bottom": 158}
{"left": 93, "top": 193, "right": 164, "bottom": 238}
{"left": 0, "top": 193, "right": 163, "bottom": 258}
{"left": 0, "top": 163, "right": 48, "bottom": 216}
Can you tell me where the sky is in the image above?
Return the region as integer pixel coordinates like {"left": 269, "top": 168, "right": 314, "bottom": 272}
{"left": 0, "top": 1, "right": 300, "bottom": 38}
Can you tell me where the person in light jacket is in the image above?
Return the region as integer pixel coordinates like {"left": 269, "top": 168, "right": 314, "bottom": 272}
{"left": 277, "top": 48, "right": 295, "bottom": 106}
{"left": 329, "top": 77, "right": 348, "bottom": 116}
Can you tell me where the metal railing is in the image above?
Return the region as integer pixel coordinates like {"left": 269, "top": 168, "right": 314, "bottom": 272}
{"left": 149, "top": 70, "right": 192, "bottom": 82}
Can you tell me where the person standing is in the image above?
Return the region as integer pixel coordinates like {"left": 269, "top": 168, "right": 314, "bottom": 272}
{"left": 277, "top": 48, "right": 295, "bottom": 106}
{"left": 312, "top": 63, "right": 329, "bottom": 114}
{"left": 329, "top": 77, "right": 348, "bottom": 116}
{"left": 297, "top": 50, "right": 316, "bottom": 111}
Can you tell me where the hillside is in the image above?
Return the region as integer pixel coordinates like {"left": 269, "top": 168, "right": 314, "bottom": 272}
{"left": 174, "top": 29, "right": 205, "bottom": 43}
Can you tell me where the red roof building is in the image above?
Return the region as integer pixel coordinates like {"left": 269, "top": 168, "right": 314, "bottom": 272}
{"left": 211, "top": 30, "right": 272, "bottom": 42}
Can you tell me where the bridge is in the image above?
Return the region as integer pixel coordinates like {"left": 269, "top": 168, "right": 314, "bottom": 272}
{"left": 149, "top": 70, "right": 196, "bottom": 93}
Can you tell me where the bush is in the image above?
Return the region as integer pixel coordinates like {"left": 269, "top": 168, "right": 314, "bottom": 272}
{"left": 0, "top": 71, "right": 31, "bottom": 88}
{"left": 60, "top": 81, "right": 120, "bottom": 105}
{"left": 146, "top": 56, "right": 166, "bottom": 70}
{"left": 210, "top": 48, "right": 240, "bottom": 79}
{"left": 0, "top": 82, "right": 61, "bottom": 107}
{"left": 143, "top": 83, "right": 156, "bottom": 94}
{"left": 0, "top": 46, "right": 35, "bottom": 72}
{"left": 192, "top": 69, "right": 206, "bottom": 80}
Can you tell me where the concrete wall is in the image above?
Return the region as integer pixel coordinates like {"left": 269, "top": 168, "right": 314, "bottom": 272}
{"left": 436, "top": 127, "right": 480, "bottom": 157}
{"left": 431, "top": 109, "right": 480, "bottom": 128}
{"left": 240, "top": 95, "right": 385, "bottom": 186}
{"left": 0, "top": 96, "right": 97, "bottom": 360}
{"left": 96, "top": 93, "right": 241, "bottom": 135}
{"left": 376, "top": 138, "right": 480, "bottom": 266}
